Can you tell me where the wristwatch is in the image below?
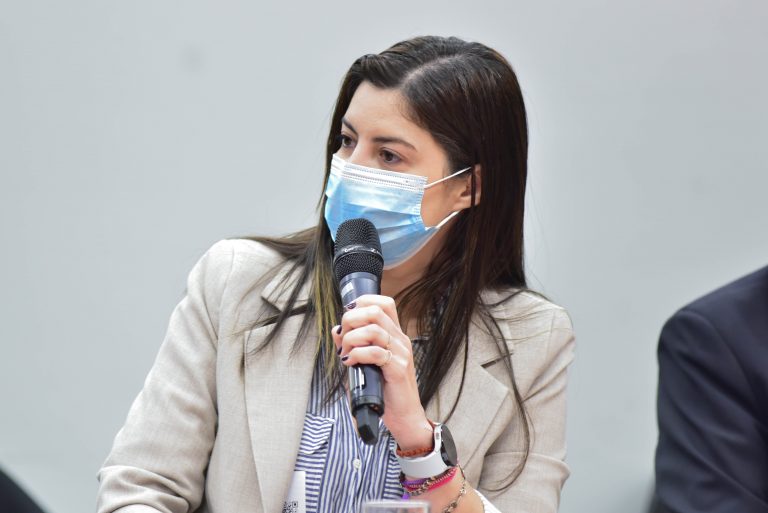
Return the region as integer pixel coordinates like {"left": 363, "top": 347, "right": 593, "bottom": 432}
{"left": 396, "top": 423, "right": 458, "bottom": 479}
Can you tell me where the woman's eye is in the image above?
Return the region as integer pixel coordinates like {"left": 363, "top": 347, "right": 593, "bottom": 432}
{"left": 338, "top": 134, "right": 355, "bottom": 148}
{"left": 381, "top": 150, "right": 400, "bottom": 164}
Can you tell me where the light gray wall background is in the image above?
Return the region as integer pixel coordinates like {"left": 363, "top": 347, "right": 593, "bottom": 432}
{"left": 1, "top": 1, "right": 766, "bottom": 512}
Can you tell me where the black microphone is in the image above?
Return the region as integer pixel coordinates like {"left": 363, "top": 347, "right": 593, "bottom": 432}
{"left": 333, "top": 218, "right": 385, "bottom": 445}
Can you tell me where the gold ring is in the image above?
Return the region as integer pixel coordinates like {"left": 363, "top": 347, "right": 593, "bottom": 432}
{"left": 381, "top": 349, "right": 393, "bottom": 367}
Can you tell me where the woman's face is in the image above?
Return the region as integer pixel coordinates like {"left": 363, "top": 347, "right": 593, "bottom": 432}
{"left": 335, "top": 81, "right": 466, "bottom": 227}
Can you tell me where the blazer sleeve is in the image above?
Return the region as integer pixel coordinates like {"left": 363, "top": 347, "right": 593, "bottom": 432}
{"left": 478, "top": 306, "right": 575, "bottom": 513}
{"left": 96, "top": 240, "right": 236, "bottom": 513}
{"left": 654, "top": 308, "right": 768, "bottom": 513}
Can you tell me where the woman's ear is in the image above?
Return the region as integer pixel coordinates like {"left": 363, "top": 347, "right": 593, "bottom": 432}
{"left": 452, "top": 164, "right": 482, "bottom": 211}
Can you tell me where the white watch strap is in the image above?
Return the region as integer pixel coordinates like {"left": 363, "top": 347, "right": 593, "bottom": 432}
{"left": 397, "top": 450, "right": 450, "bottom": 479}
{"left": 396, "top": 424, "right": 450, "bottom": 479}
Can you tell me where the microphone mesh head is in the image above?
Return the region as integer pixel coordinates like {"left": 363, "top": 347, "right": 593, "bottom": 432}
{"left": 333, "top": 218, "right": 384, "bottom": 282}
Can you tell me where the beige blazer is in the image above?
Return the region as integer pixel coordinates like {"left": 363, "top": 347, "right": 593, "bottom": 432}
{"left": 97, "top": 239, "right": 575, "bottom": 513}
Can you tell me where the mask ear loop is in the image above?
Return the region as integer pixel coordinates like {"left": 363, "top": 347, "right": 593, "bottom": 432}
{"left": 424, "top": 166, "right": 474, "bottom": 228}
{"left": 423, "top": 166, "right": 473, "bottom": 190}
{"left": 433, "top": 210, "right": 462, "bottom": 229}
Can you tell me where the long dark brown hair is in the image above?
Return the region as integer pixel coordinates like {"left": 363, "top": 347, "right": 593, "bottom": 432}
{"left": 243, "top": 35, "right": 533, "bottom": 489}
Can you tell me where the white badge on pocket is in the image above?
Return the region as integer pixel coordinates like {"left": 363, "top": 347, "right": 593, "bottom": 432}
{"left": 282, "top": 470, "right": 306, "bottom": 513}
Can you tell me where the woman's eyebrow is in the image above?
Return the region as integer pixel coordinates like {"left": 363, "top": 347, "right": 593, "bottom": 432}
{"left": 342, "top": 117, "right": 417, "bottom": 151}
{"left": 341, "top": 117, "right": 358, "bottom": 135}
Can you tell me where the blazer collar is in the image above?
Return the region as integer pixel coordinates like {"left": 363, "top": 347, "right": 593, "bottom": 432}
{"left": 260, "top": 260, "right": 311, "bottom": 312}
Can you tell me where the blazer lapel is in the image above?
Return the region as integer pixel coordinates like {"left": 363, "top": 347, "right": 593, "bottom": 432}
{"left": 243, "top": 262, "right": 316, "bottom": 513}
{"left": 424, "top": 289, "right": 516, "bottom": 468}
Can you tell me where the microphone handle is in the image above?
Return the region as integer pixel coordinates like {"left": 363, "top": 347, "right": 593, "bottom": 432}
{"left": 338, "top": 272, "right": 384, "bottom": 445}
{"left": 339, "top": 272, "right": 380, "bottom": 307}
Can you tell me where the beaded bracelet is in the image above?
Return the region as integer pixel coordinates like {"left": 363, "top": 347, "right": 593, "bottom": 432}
{"left": 399, "top": 466, "right": 450, "bottom": 489}
{"left": 400, "top": 466, "right": 458, "bottom": 498}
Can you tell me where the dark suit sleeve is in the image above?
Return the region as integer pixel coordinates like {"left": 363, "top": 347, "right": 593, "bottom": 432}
{"left": 654, "top": 308, "right": 768, "bottom": 513}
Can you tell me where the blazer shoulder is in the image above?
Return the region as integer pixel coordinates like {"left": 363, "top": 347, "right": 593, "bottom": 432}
{"left": 219, "top": 237, "right": 284, "bottom": 265}
{"left": 494, "top": 289, "right": 574, "bottom": 339}
{"left": 677, "top": 264, "right": 768, "bottom": 321}
{"left": 478, "top": 288, "right": 574, "bottom": 373}
{"left": 511, "top": 290, "right": 574, "bottom": 356}
{"left": 197, "top": 238, "right": 292, "bottom": 333}
{"left": 190, "top": 239, "right": 285, "bottom": 292}
{"left": 661, "top": 264, "right": 768, "bottom": 359}
{"left": 204, "top": 238, "right": 287, "bottom": 282}
{"left": 509, "top": 290, "right": 570, "bottom": 317}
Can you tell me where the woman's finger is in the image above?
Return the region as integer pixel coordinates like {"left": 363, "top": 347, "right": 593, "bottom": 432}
{"left": 350, "top": 294, "right": 400, "bottom": 325}
{"left": 339, "top": 323, "right": 396, "bottom": 356}
{"left": 340, "top": 304, "right": 399, "bottom": 335}
{"left": 332, "top": 324, "right": 343, "bottom": 353}
{"left": 340, "top": 345, "right": 403, "bottom": 378}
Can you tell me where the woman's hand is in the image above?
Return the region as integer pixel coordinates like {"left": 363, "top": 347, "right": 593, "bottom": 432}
{"left": 332, "top": 294, "right": 434, "bottom": 451}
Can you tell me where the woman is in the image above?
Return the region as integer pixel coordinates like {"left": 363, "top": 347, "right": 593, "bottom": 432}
{"left": 97, "top": 36, "right": 575, "bottom": 513}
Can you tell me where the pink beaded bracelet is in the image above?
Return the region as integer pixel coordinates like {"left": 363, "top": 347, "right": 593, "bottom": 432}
{"left": 400, "top": 465, "right": 458, "bottom": 499}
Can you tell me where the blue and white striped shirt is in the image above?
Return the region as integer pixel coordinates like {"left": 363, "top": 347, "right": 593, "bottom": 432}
{"left": 293, "top": 351, "right": 404, "bottom": 513}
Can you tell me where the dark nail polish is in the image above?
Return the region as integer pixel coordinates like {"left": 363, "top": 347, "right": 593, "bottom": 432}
{"left": 341, "top": 355, "right": 349, "bottom": 362}
{"left": 337, "top": 325, "right": 343, "bottom": 335}
{"left": 336, "top": 346, "right": 342, "bottom": 355}
{"left": 346, "top": 302, "right": 356, "bottom": 310}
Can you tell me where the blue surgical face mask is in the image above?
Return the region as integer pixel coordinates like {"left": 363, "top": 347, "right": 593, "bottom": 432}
{"left": 324, "top": 154, "right": 472, "bottom": 269}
